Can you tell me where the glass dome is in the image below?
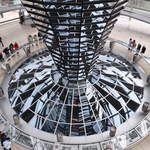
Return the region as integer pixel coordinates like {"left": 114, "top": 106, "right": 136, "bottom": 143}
{"left": 8, "top": 50, "right": 144, "bottom": 136}
{"left": 7, "top": 0, "right": 144, "bottom": 137}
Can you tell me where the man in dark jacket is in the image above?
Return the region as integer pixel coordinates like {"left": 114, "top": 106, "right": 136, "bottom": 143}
{"left": 3, "top": 47, "right": 10, "bottom": 58}
{"left": 141, "top": 46, "right": 146, "bottom": 54}
{"left": 0, "top": 53, "right": 4, "bottom": 62}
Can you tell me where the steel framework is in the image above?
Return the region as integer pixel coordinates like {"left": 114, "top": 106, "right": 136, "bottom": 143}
{"left": 9, "top": 0, "right": 144, "bottom": 137}
{"left": 21, "top": 0, "right": 128, "bottom": 82}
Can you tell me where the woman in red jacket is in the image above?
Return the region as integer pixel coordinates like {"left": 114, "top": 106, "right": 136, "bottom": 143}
{"left": 13, "top": 42, "right": 19, "bottom": 50}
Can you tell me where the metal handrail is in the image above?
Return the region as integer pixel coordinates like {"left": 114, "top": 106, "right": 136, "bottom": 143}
{"left": 0, "top": 4, "right": 22, "bottom": 13}
{"left": 0, "top": 39, "right": 45, "bottom": 66}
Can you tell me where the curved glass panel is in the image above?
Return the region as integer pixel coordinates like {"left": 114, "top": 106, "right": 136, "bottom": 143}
{"left": 128, "top": 0, "right": 150, "bottom": 11}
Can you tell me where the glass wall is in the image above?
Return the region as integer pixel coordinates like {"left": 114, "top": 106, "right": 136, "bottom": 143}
{"left": 0, "top": 0, "right": 21, "bottom": 7}
{"left": 128, "top": 0, "right": 150, "bottom": 11}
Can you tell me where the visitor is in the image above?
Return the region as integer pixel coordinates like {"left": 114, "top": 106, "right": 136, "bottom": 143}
{"left": 0, "top": 52, "right": 4, "bottom": 62}
{"left": 19, "top": 9, "right": 25, "bottom": 24}
{"left": 131, "top": 40, "right": 136, "bottom": 50}
{"left": 9, "top": 43, "right": 14, "bottom": 54}
{"left": 13, "top": 42, "right": 19, "bottom": 50}
{"left": 141, "top": 46, "right": 146, "bottom": 54}
{"left": 0, "top": 132, "right": 12, "bottom": 150}
{"left": 28, "top": 35, "right": 34, "bottom": 47}
{"left": 24, "top": 46, "right": 31, "bottom": 56}
{"left": 0, "top": 13, "right": 4, "bottom": 18}
{"left": 3, "top": 47, "right": 10, "bottom": 58}
{"left": 0, "top": 36, "right": 4, "bottom": 47}
{"left": 128, "top": 38, "right": 132, "bottom": 50}
{"left": 33, "top": 34, "right": 38, "bottom": 46}
{"left": 0, "top": 87, "right": 4, "bottom": 97}
{"left": 38, "top": 32, "right": 43, "bottom": 42}
{"left": 136, "top": 43, "right": 141, "bottom": 54}
{"left": 132, "top": 53, "right": 138, "bottom": 64}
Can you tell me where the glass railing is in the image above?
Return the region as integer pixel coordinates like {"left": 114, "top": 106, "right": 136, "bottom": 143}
{"left": 0, "top": 0, "right": 21, "bottom": 7}
{"left": 127, "top": 0, "right": 150, "bottom": 12}
{"left": 0, "top": 39, "right": 150, "bottom": 150}
{"left": 1, "top": 109, "right": 150, "bottom": 150}
{"left": 144, "top": 57, "right": 150, "bottom": 65}
{"left": 107, "top": 38, "right": 149, "bottom": 56}
{"left": 0, "top": 39, "right": 45, "bottom": 67}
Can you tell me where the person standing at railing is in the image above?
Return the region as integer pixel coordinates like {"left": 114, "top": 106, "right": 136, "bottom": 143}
{"left": 13, "top": 42, "right": 19, "bottom": 50}
{"left": 33, "top": 34, "right": 38, "bottom": 46}
{"left": 0, "top": 13, "right": 4, "bottom": 18}
{"left": 136, "top": 43, "right": 141, "bottom": 54}
{"left": 19, "top": 9, "right": 25, "bottom": 24}
{"left": 0, "top": 53, "right": 4, "bottom": 62}
{"left": 128, "top": 38, "right": 132, "bottom": 50}
{"left": 3, "top": 47, "right": 10, "bottom": 58}
{"left": 28, "top": 35, "right": 34, "bottom": 47}
{"left": 38, "top": 32, "right": 43, "bottom": 43}
{"left": 131, "top": 40, "right": 136, "bottom": 50}
{"left": 0, "top": 37, "right": 4, "bottom": 47}
{"left": 13, "top": 42, "right": 20, "bottom": 56}
{"left": 9, "top": 43, "right": 14, "bottom": 54}
{"left": 141, "top": 46, "right": 146, "bottom": 55}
